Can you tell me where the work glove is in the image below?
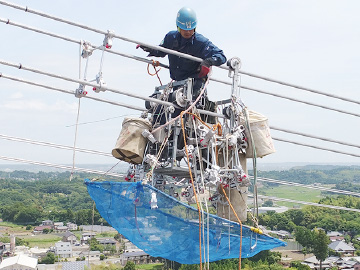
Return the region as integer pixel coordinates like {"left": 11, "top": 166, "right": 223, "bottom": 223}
{"left": 136, "top": 44, "right": 152, "bottom": 53}
{"left": 198, "top": 58, "right": 215, "bottom": 78}
{"left": 201, "top": 58, "right": 214, "bottom": 68}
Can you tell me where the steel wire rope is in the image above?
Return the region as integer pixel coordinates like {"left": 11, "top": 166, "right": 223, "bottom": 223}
{"left": 180, "top": 111, "right": 203, "bottom": 270}
{"left": 4, "top": 72, "right": 359, "bottom": 159}
{"left": 0, "top": 133, "right": 112, "bottom": 157}
{"left": 211, "top": 78, "right": 360, "bottom": 118}
{"left": 272, "top": 137, "right": 360, "bottom": 158}
{"left": 2, "top": 56, "right": 359, "bottom": 119}
{"left": 70, "top": 44, "right": 83, "bottom": 181}
{"left": 237, "top": 70, "right": 360, "bottom": 105}
{"left": 0, "top": 17, "right": 169, "bottom": 69}
{"left": 0, "top": 155, "right": 124, "bottom": 178}
{"left": 253, "top": 177, "right": 360, "bottom": 197}
{"left": 0, "top": 59, "right": 180, "bottom": 108}
{"left": 7, "top": 13, "right": 360, "bottom": 118}
{"left": 219, "top": 184, "right": 243, "bottom": 270}
{"left": 176, "top": 79, "right": 210, "bottom": 270}
{"left": 0, "top": 73, "right": 145, "bottom": 111}
{"left": 270, "top": 126, "right": 360, "bottom": 149}
{"left": 192, "top": 115, "right": 211, "bottom": 269}
{"left": 3, "top": 148, "right": 360, "bottom": 214}
{"left": 1, "top": 1, "right": 359, "bottom": 106}
{"left": 249, "top": 194, "right": 360, "bottom": 213}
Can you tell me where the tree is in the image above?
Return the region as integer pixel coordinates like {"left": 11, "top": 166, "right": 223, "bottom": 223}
{"left": 40, "top": 252, "right": 55, "bottom": 264}
{"left": 123, "top": 261, "right": 136, "bottom": 270}
{"left": 312, "top": 229, "right": 330, "bottom": 270}
{"left": 295, "top": 227, "right": 314, "bottom": 249}
{"left": 290, "top": 261, "right": 311, "bottom": 270}
{"left": 263, "top": 200, "right": 274, "bottom": 207}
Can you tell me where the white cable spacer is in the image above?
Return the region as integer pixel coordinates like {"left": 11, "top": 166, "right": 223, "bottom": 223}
{"left": 103, "top": 30, "right": 115, "bottom": 49}
{"left": 75, "top": 84, "right": 87, "bottom": 98}
{"left": 81, "top": 41, "right": 93, "bottom": 58}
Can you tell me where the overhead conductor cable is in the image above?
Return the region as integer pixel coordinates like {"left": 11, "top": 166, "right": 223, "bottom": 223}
{"left": 0, "top": 73, "right": 144, "bottom": 111}
{"left": 1, "top": 59, "right": 360, "bottom": 120}
{"left": 1, "top": 0, "right": 359, "bottom": 105}
{"left": 1, "top": 16, "right": 359, "bottom": 114}
{"left": 1, "top": 73, "right": 359, "bottom": 158}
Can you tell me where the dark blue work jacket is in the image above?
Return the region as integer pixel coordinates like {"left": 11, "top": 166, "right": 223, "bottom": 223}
{"left": 148, "top": 31, "right": 227, "bottom": 81}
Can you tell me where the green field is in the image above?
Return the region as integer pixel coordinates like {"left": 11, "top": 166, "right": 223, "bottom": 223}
{"left": 259, "top": 185, "right": 324, "bottom": 207}
{"left": 22, "top": 234, "right": 62, "bottom": 248}
{"left": 135, "top": 264, "right": 163, "bottom": 269}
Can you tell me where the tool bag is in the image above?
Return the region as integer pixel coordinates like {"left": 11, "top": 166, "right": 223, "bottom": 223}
{"left": 112, "top": 117, "right": 152, "bottom": 164}
{"left": 244, "top": 110, "right": 276, "bottom": 158}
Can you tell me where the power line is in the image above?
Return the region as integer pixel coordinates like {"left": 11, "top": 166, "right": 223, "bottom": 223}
{"left": 241, "top": 85, "right": 360, "bottom": 118}
{"left": 0, "top": 155, "right": 124, "bottom": 178}
{"left": 1, "top": 1, "right": 359, "bottom": 106}
{"left": 0, "top": 17, "right": 169, "bottom": 69}
{"left": 270, "top": 126, "right": 360, "bottom": 149}
{"left": 2, "top": 73, "right": 360, "bottom": 159}
{"left": 2, "top": 59, "right": 360, "bottom": 121}
{"left": 239, "top": 71, "right": 360, "bottom": 105}
{"left": 212, "top": 78, "right": 360, "bottom": 118}
{"left": 0, "top": 73, "right": 144, "bottom": 111}
{"left": 254, "top": 177, "right": 360, "bottom": 197}
{"left": 272, "top": 136, "right": 360, "bottom": 158}
{"left": 253, "top": 194, "right": 360, "bottom": 213}
{"left": 2, "top": 15, "right": 359, "bottom": 115}
{"left": 0, "top": 133, "right": 112, "bottom": 157}
{"left": 3, "top": 72, "right": 360, "bottom": 159}
{"left": 0, "top": 59, "right": 176, "bottom": 107}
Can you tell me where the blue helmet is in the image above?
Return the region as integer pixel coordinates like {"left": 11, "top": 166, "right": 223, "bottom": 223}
{"left": 176, "top": 7, "right": 197, "bottom": 30}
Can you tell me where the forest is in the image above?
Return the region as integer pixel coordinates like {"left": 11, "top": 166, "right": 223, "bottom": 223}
{"left": 1, "top": 166, "right": 360, "bottom": 269}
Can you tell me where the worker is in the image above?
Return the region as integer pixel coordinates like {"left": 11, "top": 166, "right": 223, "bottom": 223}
{"left": 138, "top": 7, "right": 227, "bottom": 102}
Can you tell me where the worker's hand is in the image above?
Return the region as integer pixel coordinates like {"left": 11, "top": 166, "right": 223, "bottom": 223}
{"left": 200, "top": 58, "right": 214, "bottom": 68}
{"left": 136, "top": 44, "right": 152, "bottom": 53}
{"left": 198, "top": 59, "right": 213, "bottom": 78}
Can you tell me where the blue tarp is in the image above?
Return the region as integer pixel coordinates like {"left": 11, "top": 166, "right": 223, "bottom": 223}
{"left": 85, "top": 179, "right": 286, "bottom": 264}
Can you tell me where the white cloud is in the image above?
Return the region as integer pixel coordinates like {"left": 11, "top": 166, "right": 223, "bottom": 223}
{"left": 9, "top": 92, "right": 24, "bottom": 99}
{"left": 1, "top": 99, "right": 77, "bottom": 114}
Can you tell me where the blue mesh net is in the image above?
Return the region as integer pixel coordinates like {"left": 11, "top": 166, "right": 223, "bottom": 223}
{"left": 85, "top": 179, "right": 286, "bottom": 264}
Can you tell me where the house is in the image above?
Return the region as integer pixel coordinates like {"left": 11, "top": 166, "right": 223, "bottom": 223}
{"left": 119, "top": 250, "right": 152, "bottom": 266}
{"left": 328, "top": 240, "right": 356, "bottom": 257}
{"left": 54, "top": 225, "right": 68, "bottom": 233}
{"left": 270, "top": 230, "right": 293, "bottom": 239}
{"left": 0, "top": 254, "right": 38, "bottom": 270}
{"left": 257, "top": 206, "right": 289, "bottom": 214}
{"left": 55, "top": 241, "right": 72, "bottom": 258}
{"left": 62, "top": 261, "right": 89, "bottom": 270}
{"left": 327, "top": 231, "right": 345, "bottom": 242}
{"left": 33, "top": 225, "right": 52, "bottom": 234}
{"left": 97, "top": 238, "right": 117, "bottom": 246}
{"left": 0, "top": 242, "right": 5, "bottom": 255}
{"left": 80, "top": 232, "right": 96, "bottom": 244}
{"left": 41, "top": 220, "right": 54, "bottom": 227}
{"left": 67, "top": 222, "right": 78, "bottom": 231}
{"left": 53, "top": 222, "right": 64, "bottom": 228}
{"left": 78, "top": 250, "right": 101, "bottom": 260}
{"left": 62, "top": 231, "right": 77, "bottom": 245}
{"left": 302, "top": 255, "right": 334, "bottom": 270}
{"left": 29, "top": 247, "right": 49, "bottom": 259}
{"left": 124, "top": 240, "right": 142, "bottom": 253}
{"left": 327, "top": 231, "right": 343, "bottom": 237}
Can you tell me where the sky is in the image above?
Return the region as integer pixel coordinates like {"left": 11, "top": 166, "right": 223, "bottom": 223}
{"left": 0, "top": 0, "right": 359, "bottom": 171}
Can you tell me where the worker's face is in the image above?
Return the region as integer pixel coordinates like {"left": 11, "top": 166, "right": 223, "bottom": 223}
{"left": 179, "top": 28, "right": 195, "bottom": 39}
